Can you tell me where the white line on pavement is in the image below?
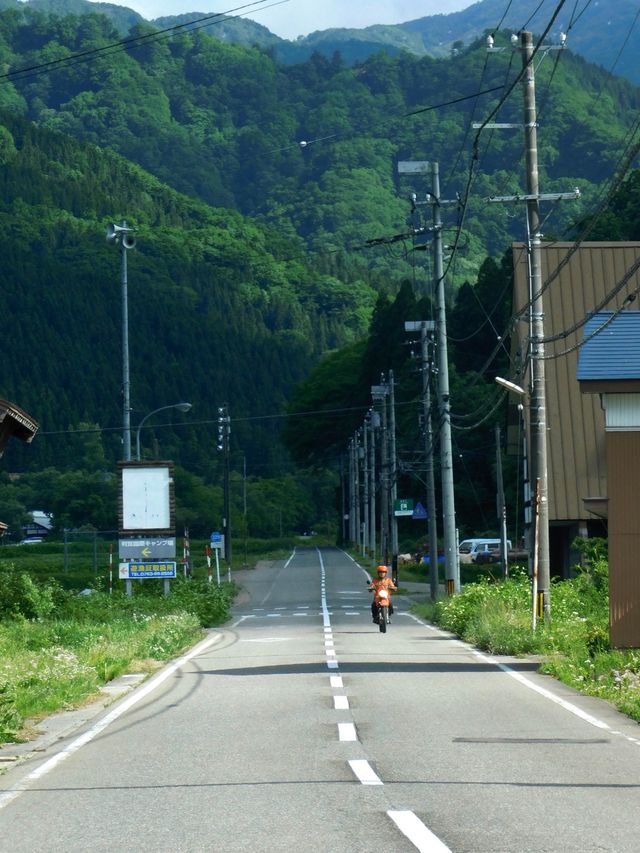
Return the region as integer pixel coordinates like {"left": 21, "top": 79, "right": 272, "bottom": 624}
{"left": 330, "top": 675, "right": 343, "bottom": 688}
{"left": 334, "top": 695, "right": 349, "bottom": 710}
{"left": 348, "top": 759, "right": 383, "bottom": 786}
{"left": 388, "top": 811, "right": 452, "bottom": 853}
{"left": 473, "top": 650, "right": 611, "bottom": 731}
{"left": 0, "top": 633, "right": 223, "bottom": 812}
{"left": 338, "top": 723, "right": 357, "bottom": 742}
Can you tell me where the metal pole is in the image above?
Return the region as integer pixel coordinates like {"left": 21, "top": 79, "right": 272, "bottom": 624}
{"left": 420, "top": 323, "right": 440, "bottom": 601}
{"left": 388, "top": 370, "right": 399, "bottom": 583}
{"left": 522, "top": 30, "right": 550, "bottom": 617}
{"left": 121, "top": 232, "right": 131, "bottom": 462}
{"left": 432, "top": 162, "right": 459, "bottom": 593}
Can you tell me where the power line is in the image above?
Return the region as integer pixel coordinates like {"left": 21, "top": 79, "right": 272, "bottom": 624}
{"left": 0, "top": 0, "right": 289, "bottom": 85}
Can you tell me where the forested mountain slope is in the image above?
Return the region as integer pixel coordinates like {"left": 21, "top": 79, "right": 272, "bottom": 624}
{"left": 0, "top": 9, "right": 637, "bottom": 291}
{"left": 0, "top": 111, "right": 375, "bottom": 475}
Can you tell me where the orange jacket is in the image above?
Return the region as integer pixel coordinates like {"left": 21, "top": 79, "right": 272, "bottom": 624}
{"left": 370, "top": 577, "right": 396, "bottom": 606}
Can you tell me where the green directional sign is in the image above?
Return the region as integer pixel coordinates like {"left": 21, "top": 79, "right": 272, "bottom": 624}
{"left": 394, "top": 499, "right": 414, "bottom": 517}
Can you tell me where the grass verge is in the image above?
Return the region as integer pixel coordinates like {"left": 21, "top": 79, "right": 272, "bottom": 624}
{"left": 0, "top": 566, "right": 235, "bottom": 745}
{"left": 413, "top": 543, "right": 640, "bottom": 723}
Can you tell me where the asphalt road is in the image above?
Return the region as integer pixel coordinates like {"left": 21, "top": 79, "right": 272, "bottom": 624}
{"left": 1, "top": 546, "right": 640, "bottom": 852}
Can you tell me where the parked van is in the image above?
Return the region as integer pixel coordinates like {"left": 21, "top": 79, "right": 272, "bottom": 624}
{"left": 458, "top": 538, "right": 512, "bottom": 564}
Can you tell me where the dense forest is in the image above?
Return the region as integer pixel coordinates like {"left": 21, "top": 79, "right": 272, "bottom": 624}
{"left": 0, "top": 5, "right": 638, "bottom": 539}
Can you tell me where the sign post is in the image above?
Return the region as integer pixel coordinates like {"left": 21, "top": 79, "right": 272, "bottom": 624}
{"left": 211, "top": 532, "right": 224, "bottom": 585}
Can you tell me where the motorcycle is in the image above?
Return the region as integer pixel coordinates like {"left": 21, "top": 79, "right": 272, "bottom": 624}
{"left": 372, "top": 587, "right": 391, "bottom": 633}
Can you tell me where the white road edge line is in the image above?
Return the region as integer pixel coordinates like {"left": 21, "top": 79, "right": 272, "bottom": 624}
{"left": 473, "top": 650, "right": 611, "bottom": 731}
{"left": 388, "top": 810, "right": 452, "bottom": 853}
{"left": 348, "top": 759, "right": 383, "bottom": 786}
{"left": 0, "top": 632, "right": 223, "bottom": 812}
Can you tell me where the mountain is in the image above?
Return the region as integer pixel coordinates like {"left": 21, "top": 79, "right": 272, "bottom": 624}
{"left": 0, "top": 6, "right": 638, "bottom": 487}
{"left": 276, "top": 0, "right": 640, "bottom": 86}
{"left": 5, "top": 0, "right": 640, "bottom": 86}
{"left": 0, "top": 109, "right": 376, "bottom": 476}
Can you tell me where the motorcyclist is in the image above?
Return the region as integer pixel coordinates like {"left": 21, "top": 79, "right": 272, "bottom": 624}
{"left": 369, "top": 565, "right": 397, "bottom": 623}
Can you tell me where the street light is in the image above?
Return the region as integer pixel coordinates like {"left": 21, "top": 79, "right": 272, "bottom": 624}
{"left": 106, "top": 221, "right": 136, "bottom": 461}
{"left": 495, "top": 376, "right": 541, "bottom": 627}
{"left": 135, "top": 403, "right": 192, "bottom": 461}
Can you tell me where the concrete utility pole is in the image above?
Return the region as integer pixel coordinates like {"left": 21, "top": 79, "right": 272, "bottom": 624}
{"left": 398, "top": 161, "right": 459, "bottom": 593}
{"left": 372, "top": 382, "right": 390, "bottom": 564}
{"left": 495, "top": 424, "right": 509, "bottom": 579}
{"left": 406, "top": 320, "right": 439, "bottom": 601}
{"left": 485, "top": 32, "right": 579, "bottom": 617}
{"left": 362, "top": 423, "right": 369, "bottom": 556}
{"left": 348, "top": 437, "right": 356, "bottom": 545}
{"left": 217, "top": 405, "right": 231, "bottom": 569}
{"left": 388, "top": 370, "right": 399, "bottom": 582}
{"left": 431, "top": 163, "right": 459, "bottom": 594}
{"left": 521, "top": 30, "right": 549, "bottom": 615}
{"left": 354, "top": 430, "right": 362, "bottom": 553}
{"left": 368, "top": 411, "right": 378, "bottom": 559}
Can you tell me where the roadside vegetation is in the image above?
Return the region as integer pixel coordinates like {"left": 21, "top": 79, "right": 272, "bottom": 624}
{"left": 0, "top": 561, "right": 235, "bottom": 745}
{"left": 413, "top": 540, "right": 640, "bottom": 722}
{"left": 0, "top": 534, "right": 322, "bottom": 746}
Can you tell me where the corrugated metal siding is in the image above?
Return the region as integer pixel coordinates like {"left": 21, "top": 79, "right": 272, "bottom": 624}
{"left": 603, "top": 394, "right": 640, "bottom": 430}
{"left": 607, "top": 432, "right": 640, "bottom": 648}
{"left": 577, "top": 312, "right": 640, "bottom": 380}
{"left": 513, "top": 242, "right": 640, "bottom": 522}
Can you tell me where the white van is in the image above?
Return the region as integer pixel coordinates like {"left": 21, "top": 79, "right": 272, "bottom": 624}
{"left": 458, "top": 538, "right": 512, "bottom": 564}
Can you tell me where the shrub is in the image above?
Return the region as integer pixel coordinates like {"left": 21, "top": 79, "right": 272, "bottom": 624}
{"left": 0, "top": 565, "right": 62, "bottom": 620}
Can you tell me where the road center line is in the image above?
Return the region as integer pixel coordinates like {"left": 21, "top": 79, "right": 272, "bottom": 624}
{"left": 338, "top": 722, "right": 357, "bottom": 742}
{"left": 388, "top": 810, "right": 452, "bottom": 853}
{"left": 348, "top": 759, "right": 383, "bottom": 786}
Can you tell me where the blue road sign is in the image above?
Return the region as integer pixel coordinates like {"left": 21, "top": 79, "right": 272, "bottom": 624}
{"left": 412, "top": 501, "right": 428, "bottom": 520}
{"left": 211, "top": 531, "right": 222, "bottom": 542}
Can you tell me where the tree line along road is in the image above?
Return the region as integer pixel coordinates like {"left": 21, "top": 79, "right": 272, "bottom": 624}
{"left": 0, "top": 547, "right": 639, "bottom": 852}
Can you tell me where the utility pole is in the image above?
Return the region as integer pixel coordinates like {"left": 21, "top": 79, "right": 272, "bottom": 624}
{"left": 485, "top": 32, "right": 579, "bottom": 617}
{"left": 368, "top": 411, "right": 378, "bottom": 559}
{"left": 106, "top": 221, "right": 136, "bottom": 461}
{"left": 388, "top": 370, "right": 399, "bottom": 583}
{"left": 217, "top": 405, "right": 231, "bottom": 570}
{"left": 495, "top": 424, "right": 509, "bottom": 579}
{"left": 398, "top": 161, "right": 459, "bottom": 594}
{"left": 406, "top": 319, "right": 439, "bottom": 600}
{"left": 372, "top": 382, "right": 389, "bottom": 564}
{"left": 431, "top": 163, "right": 459, "bottom": 594}
{"left": 521, "top": 30, "right": 548, "bottom": 615}
{"left": 348, "top": 437, "right": 356, "bottom": 545}
{"left": 362, "top": 423, "right": 369, "bottom": 556}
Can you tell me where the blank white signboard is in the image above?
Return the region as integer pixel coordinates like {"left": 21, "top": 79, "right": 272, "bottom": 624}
{"left": 122, "top": 466, "right": 171, "bottom": 530}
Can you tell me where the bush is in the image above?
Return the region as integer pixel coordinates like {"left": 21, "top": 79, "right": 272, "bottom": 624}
{"left": 0, "top": 565, "right": 63, "bottom": 620}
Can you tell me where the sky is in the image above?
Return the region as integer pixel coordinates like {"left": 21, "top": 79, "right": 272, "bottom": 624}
{"left": 117, "top": 0, "right": 475, "bottom": 34}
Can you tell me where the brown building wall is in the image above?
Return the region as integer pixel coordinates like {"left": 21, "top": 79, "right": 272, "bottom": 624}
{"left": 607, "top": 431, "right": 640, "bottom": 648}
{"left": 513, "top": 243, "right": 640, "bottom": 523}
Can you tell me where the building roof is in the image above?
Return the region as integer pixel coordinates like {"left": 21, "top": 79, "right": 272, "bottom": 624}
{"left": 577, "top": 311, "right": 640, "bottom": 380}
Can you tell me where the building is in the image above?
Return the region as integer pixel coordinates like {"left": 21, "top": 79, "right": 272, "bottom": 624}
{"left": 511, "top": 242, "right": 640, "bottom": 576}
{"left": 578, "top": 310, "right": 640, "bottom": 647}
